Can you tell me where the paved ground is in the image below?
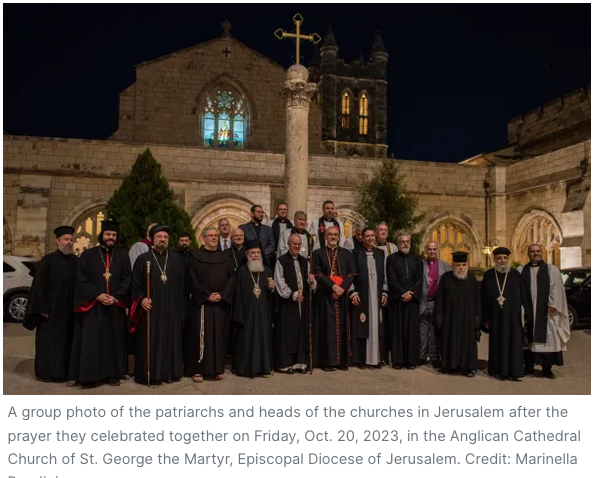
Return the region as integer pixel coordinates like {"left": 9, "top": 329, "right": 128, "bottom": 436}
{"left": 3, "top": 321, "right": 591, "bottom": 395}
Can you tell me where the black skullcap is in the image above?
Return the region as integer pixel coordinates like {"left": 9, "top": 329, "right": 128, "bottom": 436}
{"left": 452, "top": 251, "right": 469, "bottom": 263}
{"left": 245, "top": 239, "right": 262, "bottom": 251}
{"left": 54, "top": 226, "right": 74, "bottom": 238}
{"left": 492, "top": 247, "right": 511, "bottom": 256}
{"left": 150, "top": 225, "right": 171, "bottom": 238}
{"left": 100, "top": 220, "right": 119, "bottom": 233}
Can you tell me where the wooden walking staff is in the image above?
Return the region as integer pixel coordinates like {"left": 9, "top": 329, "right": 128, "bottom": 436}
{"left": 146, "top": 261, "right": 151, "bottom": 387}
{"left": 308, "top": 235, "right": 315, "bottom": 374}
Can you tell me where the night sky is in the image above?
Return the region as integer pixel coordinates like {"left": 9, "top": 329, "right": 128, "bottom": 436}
{"left": 3, "top": 4, "right": 591, "bottom": 162}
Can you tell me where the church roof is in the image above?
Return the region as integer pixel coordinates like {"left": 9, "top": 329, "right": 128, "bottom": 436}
{"left": 134, "top": 21, "right": 286, "bottom": 72}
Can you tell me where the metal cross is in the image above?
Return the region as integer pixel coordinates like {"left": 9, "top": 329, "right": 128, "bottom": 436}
{"left": 274, "top": 13, "right": 321, "bottom": 65}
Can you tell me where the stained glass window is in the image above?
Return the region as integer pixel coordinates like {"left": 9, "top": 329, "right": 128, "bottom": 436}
{"left": 202, "top": 89, "right": 247, "bottom": 149}
{"left": 359, "top": 93, "right": 369, "bottom": 135}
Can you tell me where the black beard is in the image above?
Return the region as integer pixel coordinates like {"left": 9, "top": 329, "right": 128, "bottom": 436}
{"left": 101, "top": 240, "right": 114, "bottom": 250}
{"left": 179, "top": 244, "right": 190, "bottom": 251}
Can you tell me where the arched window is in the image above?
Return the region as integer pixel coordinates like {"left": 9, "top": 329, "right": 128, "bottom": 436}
{"left": 341, "top": 92, "right": 351, "bottom": 129}
{"left": 72, "top": 207, "right": 107, "bottom": 256}
{"left": 359, "top": 93, "right": 369, "bottom": 135}
{"left": 202, "top": 88, "right": 247, "bottom": 149}
{"left": 515, "top": 215, "right": 561, "bottom": 267}
{"left": 426, "top": 222, "right": 472, "bottom": 264}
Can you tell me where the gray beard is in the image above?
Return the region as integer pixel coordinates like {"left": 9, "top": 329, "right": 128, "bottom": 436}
{"left": 453, "top": 269, "right": 468, "bottom": 280}
{"left": 247, "top": 258, "right": 265, "bottom": 273}
{"left": 496, "top": 264, "right": 510, "bottom": 274}
{"left": 155, "top": 243, "right": 168, "bottom": 252}
{"left": 58, "top": 245, "right": 73, "bottom": 256}
{"left": 400, "top": 247, "right": 410, "bottom": 254}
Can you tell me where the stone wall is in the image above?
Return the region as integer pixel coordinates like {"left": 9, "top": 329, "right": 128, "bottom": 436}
{"left": 3, "top": 135, "right": 489, "bottom": 261}
{"left": 111, "top": 35, "right": 324, "bottom": 155}
{"left": 508, "top": 85, "right": 590, "bottom": 155}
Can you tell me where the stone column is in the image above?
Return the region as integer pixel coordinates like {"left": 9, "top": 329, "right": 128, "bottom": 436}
{"left": 282, "top": 64, "right": 317, "bottom": 218}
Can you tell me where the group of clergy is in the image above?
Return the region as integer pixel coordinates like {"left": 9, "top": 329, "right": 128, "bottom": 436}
{"left": 24, "top": 199, "right": 570, "bottom": 388}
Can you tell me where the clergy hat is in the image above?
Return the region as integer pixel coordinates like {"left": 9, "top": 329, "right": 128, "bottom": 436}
{"left": 492, "top": 247, "right": 511, "bottom": 256}
{"left": 452, "top": 251, "right": 468, "bottom": 263}
{"left": 54, "top": 225, "right": 74, "bottom": 238}
{"left": 100, "top": 220, "right": 119, "bottom": 233}
{"left": 150, "top": 225, "right": 171, "bottom": 238}
{"left": 245, "top": 239, "right": 262, "bottom": 251}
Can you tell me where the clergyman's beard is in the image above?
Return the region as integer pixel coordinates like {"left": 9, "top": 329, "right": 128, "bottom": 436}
{"left": 496, "top": 264, "right": 510, "bottom": 274}
{"left": 58, "top": 245, "right": 73, "bottom": 256}
{"left": 179, "top": 244, "right": 190, "bottom": 251}
{"left": 453, "top": 268, "right": 469, "bottom": 280}
{"left": 400, "top": 246, "right": 410, "bottom": 254}
{"left": 101, "top": 239, "right": 115, "bottom": 250}
{"left": 155, "top": 242, "right": 168, "bottom": 252}
{"left": 247, "top": 258, "right": 265, "bottom": 273}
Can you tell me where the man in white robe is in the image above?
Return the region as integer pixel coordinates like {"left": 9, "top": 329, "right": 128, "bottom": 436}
{"left": 375, "top": 222, "right": 398, "bottom": 259}
{"left": 278, "top": 211, "right": 319, "bottom": 259}
{"left": 518, "top": 244, "right": 570, "bottom": 379}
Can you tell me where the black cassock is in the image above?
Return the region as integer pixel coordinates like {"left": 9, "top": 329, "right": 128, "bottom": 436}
{"left": 313, "top": 246, "right": 357, "bottom": 368}
{"left": 433, "top": 272, "right": 480, "bottom": 372}
{"left": 274, "top": 253, "right": 311, "bottom": 370}
{"left": 24, "top": 250, "right": 78, "bottom": 381}
{"left": 131, "top": 250, "right": 185, "bottom": 384}
{"left": 69, "top": 246, "right": 131, "bottom": 384}
{"left": 481, "top": 268, "right": 527, "bottom": 379}
{"left": 232, "top": 264, "right": 274, "bottom": 377}
{"left": 184, "top": 247, "right": 235, "bottom": 377}
{"left": 226, "top": 246, "right": 247, "bottom": 273}
{"left": 351, "top": 248, "right": 386, "bottom": 366}
{"left": 386, "top": 252, "right": 423, "bottom": 367}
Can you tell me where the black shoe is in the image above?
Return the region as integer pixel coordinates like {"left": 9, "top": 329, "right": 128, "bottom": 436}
{"left": 508, "top": 376, "right": 522, "bottom": 382}
{"left": 322, "top": 367, "right": 335, "bottom": 372}
{"left": 392, "top": 364, "right": 403, "bottom": 370}
{"left": 107, "top": 378, "right": 120, "bottom": 386}
{"left": 542, "top": 368, "right": 555, "bottom": 379}
{"left": 337, "top": 366, "right": 348, "bottom": 371}
{"left": 405, "top": 363, "right": 417, "bottom": 370}
{"left": 419, "top": 358, "right": 428, "bottom": 366}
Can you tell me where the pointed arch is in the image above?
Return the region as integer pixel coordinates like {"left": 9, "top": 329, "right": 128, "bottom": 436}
{"left": 357, "top": 90, "right": 370, "bottom": 135}
{"left": 62, "top": 197, "right": 109, "bottom": 256}
{"left": 421, "top": 213, "right": 483, "bottom": 266}
{"left": 511, "top": 208, "right": 563, "bottom": 267}
{"left": 190, "top": 196, "right": 255, "bottom": 245}
{"left": 195, "top": 74, "right": 255, "bottom": 149}
{"left": 334, "top": 206, "right": 362, "bottom": 240}
{"left": 340, "top": 88, "right": 354, "bottom": 129}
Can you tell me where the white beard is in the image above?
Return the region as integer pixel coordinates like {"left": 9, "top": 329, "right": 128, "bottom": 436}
{"left": 400, "top": 247, "right": 410, "bottom": 254}
{"left": 453, "top": 268, "right": 469, "bottom": 280}
{"left": 58, "top": 245, "right": 73, "bottom": 256}
{"left": 496, "top": 264, "right": 510, "bottom": 274}
{"left": 247, "top": 258, "right": 265, "bottom": 273}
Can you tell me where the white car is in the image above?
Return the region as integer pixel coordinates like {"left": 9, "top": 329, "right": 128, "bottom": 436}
{"left": 3, "top": 255, "right": 38, "bottom": 322}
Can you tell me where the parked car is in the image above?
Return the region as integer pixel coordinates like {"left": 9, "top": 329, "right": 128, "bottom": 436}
{"left": 566, "top": 275, "right": 590, "bottom": 329}
{"left": 3, "top": 255, "right": 38, "bottom": 322}
{"left": 561, "top": 267, "right": 591, "bottom": 290}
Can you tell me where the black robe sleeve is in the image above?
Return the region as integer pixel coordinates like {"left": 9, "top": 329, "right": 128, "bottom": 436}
{"left": 313, "top": 250, "right": 335, "bottom": 293}
{"left": 110, "top": 249, "right": 131, "bottom": 304}
{"left": 74, "top": 250, "right": 103, "bottom": 308}
{"left": 410, "top": 256, "right": 424, "bottom": 302}
{"left": 219, "top": 256, "right": 236, "bottom": 306}
{"left": 23, "top": 255, "right": 51, "bottom": 330}
{"left": 386, "top": 255, "right": 408, "bottom": 300}
{"left": 480, "top": 273, "right": 490, "bottom": 333}
{"left": 433, "top": 274, "right": 446, "bottom": 330}
{"left": 340, "top": 250, "right": 357, "bottom": 292}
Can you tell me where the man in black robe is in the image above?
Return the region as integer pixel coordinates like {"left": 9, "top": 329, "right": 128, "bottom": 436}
{"left": 232, "top": 240, "right": 276, "bottom": 378}
{"left": 130, "top": 225, "right": 185, "bottom": 385}
{"left": 184, "top": 227, "right": 235, "bottom": 382}
{"left": 349, "top": 227, "right": 388, "bottom": 368}
{"left": 313, "top": 226, "right": 357, "bottom": 371}
{"left": 70, "top": 220, "right": 131, "bottom": 387}
{"left": 312, "top": 200, "right": 343, "bottom": 249}
{"left": 239, "top": 205, "right": 276, "bottom": 269}
{"left": 274, "top": 233, "right": 316, "bottom": 373}
{"left": 269, "top": 202, "right": 293, "bottom": 249}
{"left": 226, "top": 228, "right": 247, "bottom": 273}
{"left": 481, "top": 247, "right": 529, "bottom": 381}
{"left": 386, "top": 232, "right": 423, "bottom": 369}
{"left": 176, "top": 231, "right": 193, "bottom": 268}
{"left": 24, "top": 226, "right": 78, "bottom": 382}
{"left": 433, "top": 252, "right": 480, "bottom": 377}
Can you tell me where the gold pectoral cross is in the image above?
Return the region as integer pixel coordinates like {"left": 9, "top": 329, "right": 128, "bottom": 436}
{"left": 497, "top": 295, "right": 506, "bottom": 308}
{"left": 274, "top": 13, "right": 321, "bottom": 65}
{"left": 103, "top": 268, "right": 111, "bottom": 282}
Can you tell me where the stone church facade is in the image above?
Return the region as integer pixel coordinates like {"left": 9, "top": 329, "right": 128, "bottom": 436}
{"left": 2, "top": 25, "right": 591, "bottom": 270}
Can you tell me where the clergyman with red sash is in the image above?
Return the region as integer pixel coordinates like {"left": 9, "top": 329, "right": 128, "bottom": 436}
{"left": 313, "top": 226, "right": 357, "bottom": 371}
{"left": 69, "top": 220, "right": 131, "bottom": 388}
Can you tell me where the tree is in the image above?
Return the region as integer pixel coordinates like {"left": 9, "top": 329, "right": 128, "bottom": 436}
{"left": 106, "top": 149, "right": 197, "bottom": 250}
{"left": 355, "top": 158, "right": 424, "bottom": 250}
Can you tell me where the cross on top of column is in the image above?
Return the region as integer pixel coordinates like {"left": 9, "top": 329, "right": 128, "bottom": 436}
{"left": 274, "top": 13, "right": 321, "bottom": 65}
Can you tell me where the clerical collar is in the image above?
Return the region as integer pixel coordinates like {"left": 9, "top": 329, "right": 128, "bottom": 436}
{"left": 364, "top": 245, "right": 374, "bottom": 251}
{"left": 291, "top": 254, "right": 298, "bottom": 259}
{"left": 278, "top": 218, "right": 287, "bottom": 223}
{"left": 153, "top": 248, "right": 166, "bottom": 255}
{"left": 530, "top": 262, "right": 540, "bottom": 267}
{"left": 377, "top": 242, "right": 386, "bottom": 246}
{"left": 252, "top": 221, "right": 261, "bottom": 227}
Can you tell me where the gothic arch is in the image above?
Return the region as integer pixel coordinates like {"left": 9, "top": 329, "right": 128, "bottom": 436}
{"left": 195, "top": 74, "right": 255, "bottom": 149}
{"left": 62, "top": 196, "right": 109, "bottom": 226}
{"left": 334, "top": 206, "right": 362, "bottom": 239}
{"left": 421, "top": 213, "right": 483, "bottom": 266}
{"left": 511, "top": 208, "right": 563, "bottom": 266}
{"left": 3, "top": 216, "right": 12, "bottom": 254}
{"left": 190, "top": 196, "right": 254, "bottom": 245}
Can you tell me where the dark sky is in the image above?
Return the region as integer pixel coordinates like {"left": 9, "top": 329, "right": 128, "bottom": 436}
{"left": 3, "top": 4, "right": 590, "bottom": 162}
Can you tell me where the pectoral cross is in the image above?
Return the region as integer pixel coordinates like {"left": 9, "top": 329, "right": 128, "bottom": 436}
{"left": 274, "top": 13, "right": 321, "bottom": 65}
{"left": 103, "top": 269, "right": 111, "bottom": 282}
{"left": 497, "top": 295, "right": 506, "bottom": 308}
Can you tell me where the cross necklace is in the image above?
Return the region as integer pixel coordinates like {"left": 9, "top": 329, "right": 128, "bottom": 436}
{"left": 98, "top": 248, "right": 112, "bottom": 283}
{"left": 250, "top": 272, "right": 261, "bottom": 299}
{"left": 494, "top": 268, "right": 509, "bottom": 308}
{"left": 151, "top": 249, "right": 169, "bottom": 284}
